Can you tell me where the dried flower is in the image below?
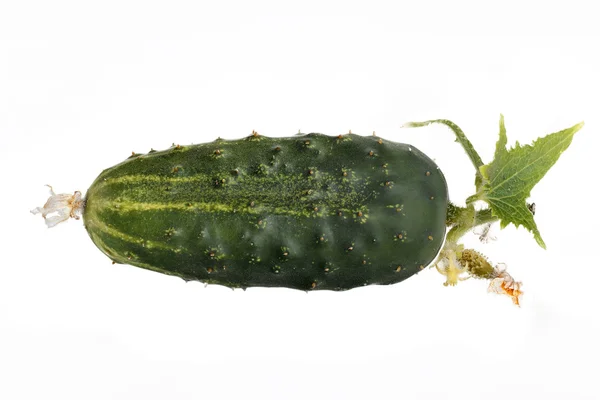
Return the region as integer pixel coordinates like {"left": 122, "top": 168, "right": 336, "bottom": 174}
{"left": 31, "top": 185, "right": 83, "bottom": 228}
{"left": 487, "top": 264, "right": 523, "bottom": 306}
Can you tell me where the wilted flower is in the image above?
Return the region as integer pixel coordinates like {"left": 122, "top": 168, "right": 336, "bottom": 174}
{"left": 31, "top": 185, "right": 83, "bottom": 228}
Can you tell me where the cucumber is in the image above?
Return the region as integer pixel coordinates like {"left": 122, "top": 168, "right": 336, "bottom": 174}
{"left": 82, "top": 132, "right": 448, "bottom": 290}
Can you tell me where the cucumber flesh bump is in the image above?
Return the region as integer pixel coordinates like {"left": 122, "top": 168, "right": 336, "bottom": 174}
{"left": 35, "top": 132, "right": 448, "bottom": 291}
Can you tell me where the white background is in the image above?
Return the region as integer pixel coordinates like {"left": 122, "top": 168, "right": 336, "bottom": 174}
{"left": 2, "top": 1, "right": 599, "bottom": 399}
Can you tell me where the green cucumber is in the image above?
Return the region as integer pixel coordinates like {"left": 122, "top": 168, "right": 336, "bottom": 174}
{"left": 80, "top": 131, "right": 447, "bottom": 291}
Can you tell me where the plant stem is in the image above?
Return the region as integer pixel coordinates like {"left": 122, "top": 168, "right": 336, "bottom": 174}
{"left": 403, "top": 119, "right": 485, "bottom": 187}
{"left": 444, "top": 203, "right": 499, "bottom": 245}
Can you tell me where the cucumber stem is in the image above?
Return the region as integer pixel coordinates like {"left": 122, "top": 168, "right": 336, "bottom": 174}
{"left": 445, "top": 203, "right": 498, "bottom": 244}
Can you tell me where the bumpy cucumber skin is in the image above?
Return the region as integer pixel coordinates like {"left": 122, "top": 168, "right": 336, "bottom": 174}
{"left": 83, "top": 133, "right": 448, "bottom": 291}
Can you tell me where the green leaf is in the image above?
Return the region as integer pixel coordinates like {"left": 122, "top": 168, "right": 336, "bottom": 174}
{"left": 494, "top": 114, "right": 508, "bottom": 159}
{"left": 480, "top": 115, "right": 584, "bottom": 249}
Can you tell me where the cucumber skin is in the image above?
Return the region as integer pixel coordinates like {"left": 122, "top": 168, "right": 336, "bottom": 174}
{"left": 83, "top": 133, "right": 448, "bottom": 291}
